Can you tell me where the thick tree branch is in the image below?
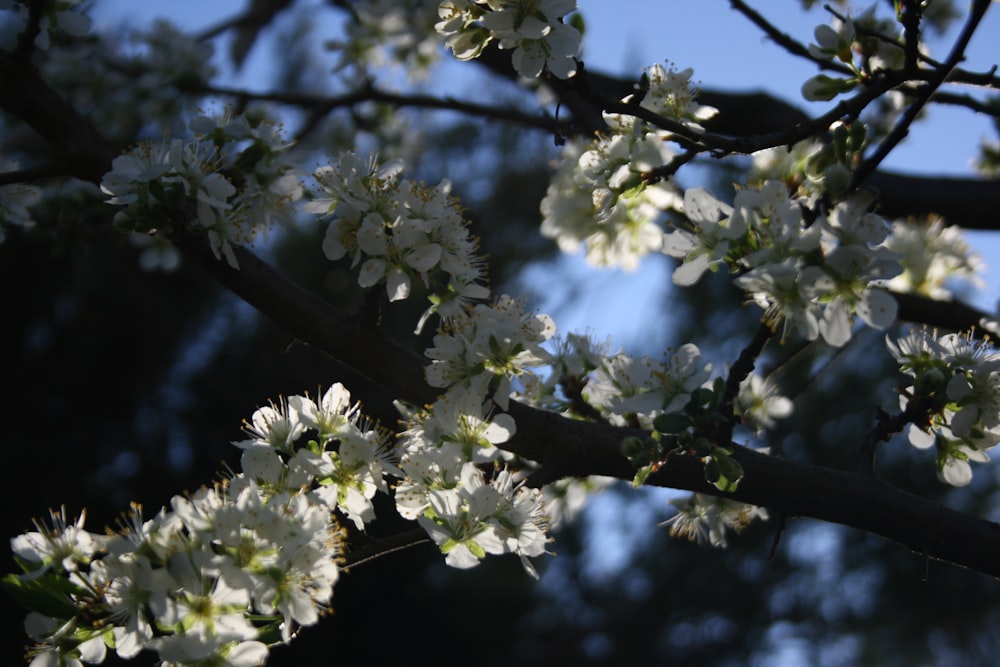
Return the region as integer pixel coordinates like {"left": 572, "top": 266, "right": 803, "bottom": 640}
{"left": 892, "top": 291, "right": 993, "bottom": 333}
{"left": 5, "top": 41, "right": 1000, "bottom": 580}
{"left": 867, "top": 171, "right": 1000, "bottom": 227}
{"left": 0, "top": 51, "right": 118, "bottom": 183}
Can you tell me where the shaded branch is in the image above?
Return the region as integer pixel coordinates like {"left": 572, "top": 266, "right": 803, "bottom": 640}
{"left": 0, "top": 161, "right": 70, "bottom": 186}
{"left": 0, "top": 51, "right": 118, "bottom": 183}
{"left": 868, "top": 171, "right": 1000, "bottom": 227}
{"left": 190, "top": 81, "right": 562, "bottom": 135}
{"left": 6, "top": 35, "right": 1000, "bottom": 581}
{"left": 555, "top": 64, "right": 896, "bottom": 157}
{"left": 719, "top": 323, "right": 775, "bottom": 438}
{"left": 892, "top": 291, "right": 993, "bottom": 333}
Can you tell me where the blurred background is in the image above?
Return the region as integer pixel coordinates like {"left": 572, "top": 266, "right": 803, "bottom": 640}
{"left": 3, "top": 1, "right": 1000, "bottom": 665}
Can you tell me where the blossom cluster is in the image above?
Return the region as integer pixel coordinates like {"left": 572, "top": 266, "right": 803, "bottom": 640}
{"left": 325, "top": 0, "right": 443, "bottom": 78}
{"left": 100, "top": 110, "right": 302, "bottom": 269}
{"left": 887, "top": 329, "right": 1000, "bottom": 486}
{"left": 306, "top": 151, "right": 489, "bottom": 332}
{"left": 517, "top": 335, "right": 780, "bottom": 539}
{"left": 305, "top": 149, "right": 560, "bottom": 575}
{"left": 801, "top": 8, "right": 912, "bottom": 102}
{"left": 639, "top": 63, "right": 718, "bottom": 129}
{"left": 540, "top": 115, "right": 680, "bottom": 271}
{"left": 664, "top": 180, "right": 901, "bottom": 347}
{"left": 882, "top": 216, "right": 983, "bottom": 300}
{"left": 424, "top": 294, "right": 557, "bottom": 408}
{"left": 391, "top": 293, "right": 560, "bottom": 574}
{"left": 582, "top": 343, "right": 712, "bottom": 429}
{"left": 749, "top": 139, "right": 983, "bottom": 305}
{"left": 395, "top": 393, "right": 550, "bottom": 575}
{"left": 539, "top": 63, "right": 717, "bottom": 271}
{"left": 435, "top": 0, "right": 581, "bottom": 79}
{"left": 660, "top": 493, "right": 769, "bottom": 548}
{"left": 8, "top": 383, "right": 393, "bottom": 667}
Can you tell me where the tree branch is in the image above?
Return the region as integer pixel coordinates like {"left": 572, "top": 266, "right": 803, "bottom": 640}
{"left": 850, "top": 0, "right": 993, "bottom": 191}
{"left": 471, "top": 37, "right": 1000, "bottom": 227}
{"left": 187, "top": 81, "right": 562, "bottom": 135}
{"left": 729, "top": 0, "right": 854, "bottom": 75}
{"left": 5, "top": 37, "right": 1000, "bottom": 581}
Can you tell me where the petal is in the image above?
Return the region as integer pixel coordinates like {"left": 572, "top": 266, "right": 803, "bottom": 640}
{"left": 856, "top": 288, "right": 897, "bottom": 329}
{"left": 819, "top": 298, "right": 852, "bottom": 347}
{"left": 683, "top": 187, "right": 730, "bottom": 224}
{"left": 406, "top": 243, "right": 442, "bottom": 272}
{"left": 512, "top": 44, "right": 545, "bottom": 78}
{"left": 672, "top": 253, "right": 710, "bottom": 286}
{"left": 322, "top": 221, "right": 348, "bottom": 260}
{"left": 483, "top": 413, "right": 516, "bottom": 444}
{"left": 941, "top": 457, "right": 973, "bottom": 487}
{"left": 386, "top": 268, "right": 411, "bottom": 301}
{"left": 356, "top": 214, "right": 387, "bottom": 255}
{"left": 358, "top": 259, "right": 386, "bottom": 287}
{"left": 907, "top": 424, "right": 935, "bottom": 449}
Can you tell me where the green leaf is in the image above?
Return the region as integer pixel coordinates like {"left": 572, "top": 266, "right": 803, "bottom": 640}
{"left": 632, "top": 464, "right": 654, "bottom": 487}
{"left": 704, "top": 458, "right": 720, "bottom": 483}
{"left": 690, "top": 386, "right": 715, "bottom": 408}
{"left": 254, "top": 620, "right": 285, "bottom": 645}
{"left": 707, "top": 449, "right": 744, "bottom": 492}
{"left": 467, "top": 540, "right": 486, "bottom": 559}
{"left": 2, "top": 573, "right": 81, "bottom": 619}
{"left": 620, "top": 435, "right": 646, "bottom": 459}
{"left": 801, "top": 74, "right": 857, "bottom": 101}
{"left": 653, "top": 412, "right": 692, "bottom": 434}
{"left": 712, "top": 473, "right": 741, "bottom": 493}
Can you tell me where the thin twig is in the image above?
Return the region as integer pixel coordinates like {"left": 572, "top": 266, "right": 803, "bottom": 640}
{"left": 769, "top": 513, "right": 788, "bottom": 562}
{"left": 900, "top": 0, "right": 923, "bottom": 74}
{"left": 731, "top": 0, "right": 855, "bottom": 76}
{"left": 191, "top": 82, "right": 562, "bottom": 136}
{"left": 928, "top": 90, "right": 1000, "bottom": 118}
{"left": 824, "top": 3, "right": 1000, "bottom": 89}
{"left": 850, "top": 0, "right": 993, "bottom": 191}
{"left": 342, "top": 529, "right": 430, "bottom": 569}
{"left": 718, "top": 323, "right": 775, "bottom": 441}
{"left": 13, "top": 0, "right": 45, "bottom": 62}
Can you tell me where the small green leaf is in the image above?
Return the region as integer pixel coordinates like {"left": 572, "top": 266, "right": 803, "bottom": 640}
{"left": 467, "top": 540, "right": 486, "bottom": 559}
{"left": 632, "top": 464, "right": 654, "bottom": 487}
{"left": 620, "top": 435, "right": 646, "bottom": 459}
{"left": 653, "top": 412, "right": 691, "bottom": 434}
{"left": 2, "top": 573, "right": 81, "bottom": 619}
{"left": 690, "top": 387, "right": 715, "bottom": 408}
{"left": 801, "top": 74, "right": 857, "bottom": 101}
{"left": 704, "top": 458, "right": 720, "bottom": 483}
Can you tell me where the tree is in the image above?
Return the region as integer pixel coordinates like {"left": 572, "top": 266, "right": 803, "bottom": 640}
{"left": 2, "top": 0, "right": 1000, "bottom": 665}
